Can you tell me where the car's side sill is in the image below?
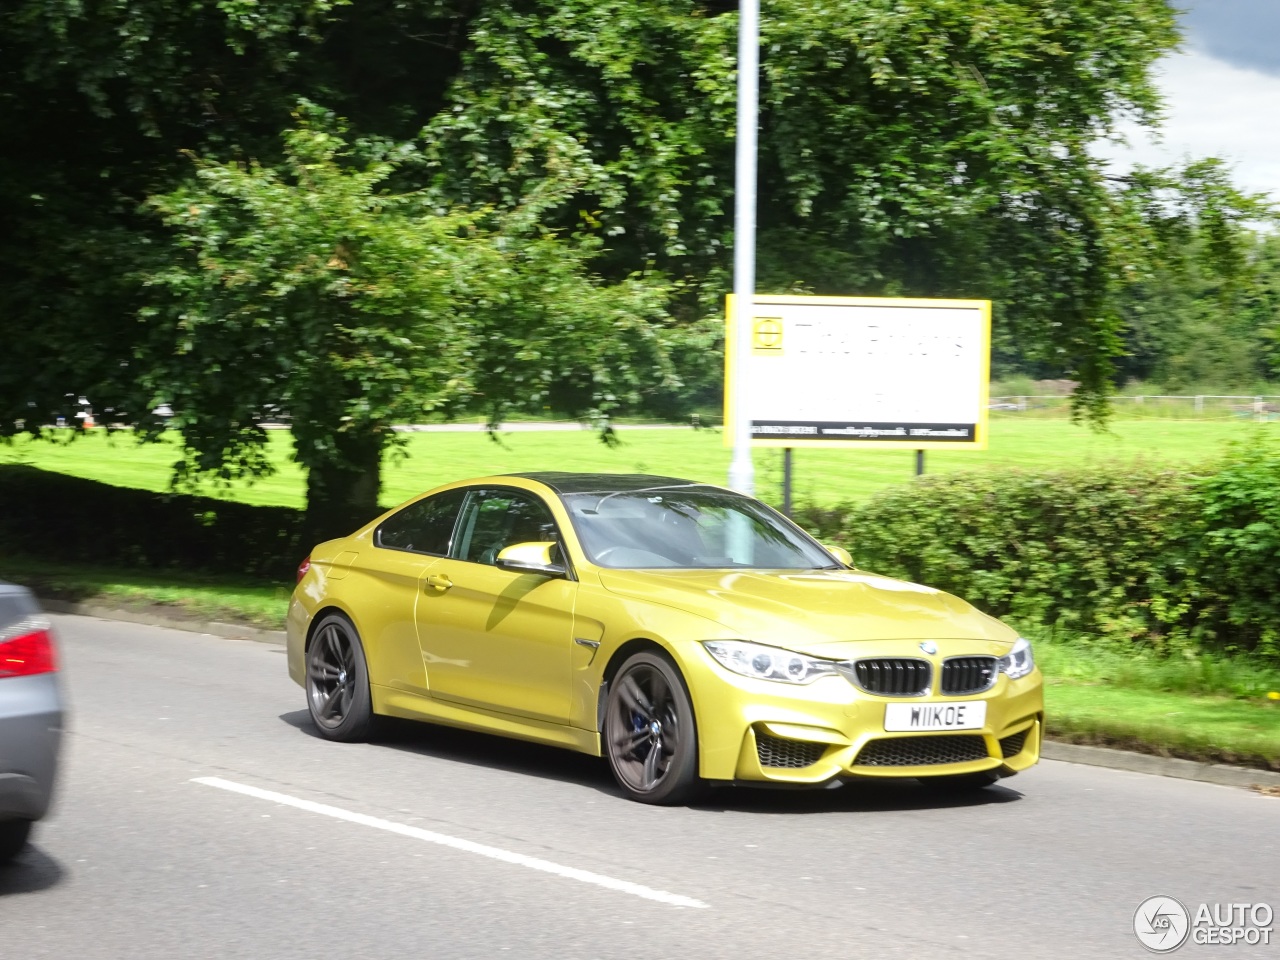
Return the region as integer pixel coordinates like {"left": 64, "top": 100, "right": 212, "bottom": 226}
{"left": 371, "top": 685, "right": 603, "bottom": 757}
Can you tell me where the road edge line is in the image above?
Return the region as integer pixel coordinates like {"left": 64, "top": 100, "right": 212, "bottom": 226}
{"left": 191, "top": 775, "right": 710, "bottom": 909}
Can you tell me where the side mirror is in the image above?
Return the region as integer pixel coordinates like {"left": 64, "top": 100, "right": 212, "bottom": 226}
{"left": 824, "top": 544, "right": 853, "bottom": 568}
{"left": 495, "top": 541, "right": 567, "bottom": 577}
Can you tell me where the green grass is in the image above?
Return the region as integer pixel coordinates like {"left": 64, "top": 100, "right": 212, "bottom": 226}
{"left": 1046, "top": 682, "right": 1280, "bottom": 770}
{"left": 1034, "top": 635, "right": 1280, "bottom": 769}
{"left": 2, "top": 418, "right": 1271, "bottom": 510}
{"left": 0, "top": 555, "right": 291, "bottom": 629}
{"left": 1033, "top": 635, "right": 1280, "bottom": 701}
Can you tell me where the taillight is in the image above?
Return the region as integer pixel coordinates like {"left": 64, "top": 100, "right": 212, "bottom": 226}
{"left": 296, "top": 555, "right": 312, "bottom": 584}
{"left": 0, "top": 620, "right": 58, "bottom": 678}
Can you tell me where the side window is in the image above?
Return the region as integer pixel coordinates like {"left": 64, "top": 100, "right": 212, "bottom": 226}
{"left": 455, "top": 489, "right": 560, "bottom": 566}
{"left": 375, "top": 489, "right": 467, "bottom": 557}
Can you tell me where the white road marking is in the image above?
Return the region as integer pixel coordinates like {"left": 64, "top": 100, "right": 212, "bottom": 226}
{"left": 192, "top": 776, "right": 709, "bottom": 909}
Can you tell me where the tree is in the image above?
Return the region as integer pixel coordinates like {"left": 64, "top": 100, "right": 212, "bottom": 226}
{"left": 1106, "top": 163, "right": 1278, "bottom": 391}
{"left": 139, "top": 106, "right": 674, "bottom": 534}
{"left": 0, "top": 0, "right": 1274, "bottom": 525}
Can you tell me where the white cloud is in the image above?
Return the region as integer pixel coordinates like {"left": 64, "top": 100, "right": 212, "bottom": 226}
{"left": 1099, "top": 47, "right": 1280, "bottom": 201}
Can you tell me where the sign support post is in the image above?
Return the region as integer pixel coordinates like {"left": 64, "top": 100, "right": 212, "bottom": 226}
{"left": 727, "top": 0, "right": 760, "bottom": 496}
{"left": 782, "top": 448, "right": 793, "bottom": 516}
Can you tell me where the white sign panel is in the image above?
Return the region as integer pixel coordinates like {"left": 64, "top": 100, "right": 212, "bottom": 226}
{"left": 725, "top": 295, "right": 991, "bottom": 449}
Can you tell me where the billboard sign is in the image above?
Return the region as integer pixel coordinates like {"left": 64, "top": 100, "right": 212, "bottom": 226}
{"left": 725, "top": 294, "right": 991, "bottom": 450}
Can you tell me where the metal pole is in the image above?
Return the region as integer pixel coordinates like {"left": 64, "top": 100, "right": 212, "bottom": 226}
{"left": 915, "top": 449, "right": 925, "bottom": 477}
{"left": 727, "top": 0, "right": 760, "bottom": 496}
{"left": 782, "top": 447, "right": 793, "bottom": 517}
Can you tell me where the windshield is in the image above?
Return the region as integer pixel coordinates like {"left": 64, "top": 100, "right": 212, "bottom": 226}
{"left": 562, "top": 487, "right": 838, "bottom": 569}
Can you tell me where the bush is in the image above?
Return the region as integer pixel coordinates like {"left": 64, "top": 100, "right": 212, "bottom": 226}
{"left": 0, "top": 465, "right": 306, "bottom": 580}
{"left": 1190, "top": 440, "right": 1280, "bottom": 656}
{"left": 795, "top": 438, "right": 1280, "bottom": 659}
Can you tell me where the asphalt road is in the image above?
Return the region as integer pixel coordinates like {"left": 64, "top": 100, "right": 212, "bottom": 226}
{"left": 2, "top": 615, "right": 1276, "bottom": 960}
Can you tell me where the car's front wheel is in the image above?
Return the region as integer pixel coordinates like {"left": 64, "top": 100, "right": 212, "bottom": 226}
{"left": 604, "top": 651, "right": 701, "bottom": 805}
{"left": 305, "top": 612, "right": 374, "bottom": 742}
{"left": 0, "top": 820, "right": 32, "bottom": 864}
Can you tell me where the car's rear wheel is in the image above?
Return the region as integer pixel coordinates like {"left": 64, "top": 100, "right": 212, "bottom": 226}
{"left": 0, "top": 820, "right": 31, "bottom": 864}
{"left": 604, "top": 652, "right": 701, "bottom": 805}
{"left": 306, "top": 612, "right": 374, "bottom": 742}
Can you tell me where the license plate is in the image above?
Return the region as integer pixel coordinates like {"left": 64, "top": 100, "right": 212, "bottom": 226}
{"left": 884, "top": 700, "right": 987, "bottom": 732}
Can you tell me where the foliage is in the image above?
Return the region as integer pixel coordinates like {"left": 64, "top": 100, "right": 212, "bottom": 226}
{"left": 138, "top": 105, "right": 674, "bottom": 532}
{"left": 804, "top": 465, "right": 1200, "bottom": 648}
{"left": 1192, "top": 438, "right": 1280, "bottom": 656}
{"left": 430, "top": 1, "right": 1276, "bottom": 414}
{"left": 0, "top": 0, "right": 1276, "bottom": 516}
{"left": 797, "top": 438, "right": 1280, "bottom": 659}
{"left": 0, "top": 465, "right": 305, "bottom": 580}
{"left": 1112, "top": 212, "right": 1280, "bottom": 390}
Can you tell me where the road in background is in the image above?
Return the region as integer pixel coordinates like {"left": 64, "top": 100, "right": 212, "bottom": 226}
{"left": 2, "top": 615, "right": 1276, "bottom": 959}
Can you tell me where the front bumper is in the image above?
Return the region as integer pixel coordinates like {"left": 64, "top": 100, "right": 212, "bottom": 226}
{"left": 686, "top": 643, "right": 1044, "bottom": 784}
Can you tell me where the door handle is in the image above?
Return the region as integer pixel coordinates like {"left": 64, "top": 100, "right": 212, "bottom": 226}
{"left": 424, "top": 574, "right": 453, "bottom": 592}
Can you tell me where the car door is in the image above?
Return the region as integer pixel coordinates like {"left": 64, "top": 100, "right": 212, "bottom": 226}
{"left": 415, "top": 486, "right": 576, "bottom": 724}
{"left": 357, "top": 488, "right": 467, "bottom": 695}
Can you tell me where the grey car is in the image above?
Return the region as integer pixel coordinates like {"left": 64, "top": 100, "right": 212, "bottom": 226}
{"left": 0, "top": 582, "right": 64, "bottom": 862}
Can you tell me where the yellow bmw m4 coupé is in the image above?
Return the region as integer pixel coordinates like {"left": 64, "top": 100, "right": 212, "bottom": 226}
{"left": 287, "top": 473, "right": 1043, "bottom": 804}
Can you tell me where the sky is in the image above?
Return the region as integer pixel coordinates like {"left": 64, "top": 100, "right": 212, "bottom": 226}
{"left": 1101, "top": 0, "right": 1280, "bottom": 200}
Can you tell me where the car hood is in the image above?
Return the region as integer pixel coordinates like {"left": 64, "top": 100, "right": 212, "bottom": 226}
{"left": 595, "top": 567, "right": 1015, "bottom": 652}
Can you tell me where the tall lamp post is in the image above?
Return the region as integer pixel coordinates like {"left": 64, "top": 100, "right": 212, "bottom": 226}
{"left": 726, "top": 0, "right": 759, "bottom": 495}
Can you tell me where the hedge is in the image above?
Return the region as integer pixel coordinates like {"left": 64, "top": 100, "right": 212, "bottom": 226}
{"left": 5, "top": 438, "right": 1280, "bottom": 658}
{"left": 795, "top": 438, "right": 1280, "bottom": 659}
{"left": 0, "top": 465, "right": 306, "bottom": 580}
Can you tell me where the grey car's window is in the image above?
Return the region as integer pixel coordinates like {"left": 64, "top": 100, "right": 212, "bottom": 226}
{"left": 563, "top": 487, "right": 836, "bottom": 569}
{"left": 454, "top": 489, "right": 562, "bottom": 566}
{"left": 375, "top": 489, "right": 467, "bottom": 556}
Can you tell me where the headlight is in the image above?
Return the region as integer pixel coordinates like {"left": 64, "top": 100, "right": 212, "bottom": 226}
{"left": 702, "top": 640, "right": 837, "bottom": 685}
{"left": 999, "top": 637, "right": 1035, "bottom": 680}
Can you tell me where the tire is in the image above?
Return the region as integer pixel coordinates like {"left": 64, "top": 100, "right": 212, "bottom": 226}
{"left": 604, "top": 651, "right": 701, "bottom": 805}
{"left": 919, "top": 770, "right": 1001, "bottom": 791}
{"left": 0, "top": 820, "right": 32, "bottom": 864}
{"left": 305, "top": 612, "right": 375, "bottom": 742}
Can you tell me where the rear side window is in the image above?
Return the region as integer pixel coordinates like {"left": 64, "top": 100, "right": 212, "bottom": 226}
{"left": 376, "top": 489, "right": 467, "bottom": 557}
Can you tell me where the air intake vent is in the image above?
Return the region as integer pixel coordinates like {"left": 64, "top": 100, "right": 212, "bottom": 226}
{"left": 999, "top": 728, "right": 1030, "bottom": 759}
{"left": 756, "top": 733, "right": 825, "bottom": 768}
{"left": 855, "top": 735, "right": 990, "bottom": 767}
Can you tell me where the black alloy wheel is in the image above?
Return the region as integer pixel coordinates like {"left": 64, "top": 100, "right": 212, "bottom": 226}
{"left": 604, "top": 651, "right": 701, "bottom": 805}
{"left": 305, "top": 613, "right": 374, "bottom": 742}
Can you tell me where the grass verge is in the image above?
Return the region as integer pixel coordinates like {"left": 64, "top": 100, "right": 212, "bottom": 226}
{"left": 1046, "top": 682, "right": 1280, "bottom": 771}
{"left": 0, "top": 556, "right": 290, "bottom": 630}
{"left": 1033, "top": 636, "right": 1280, "bottom": 771}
